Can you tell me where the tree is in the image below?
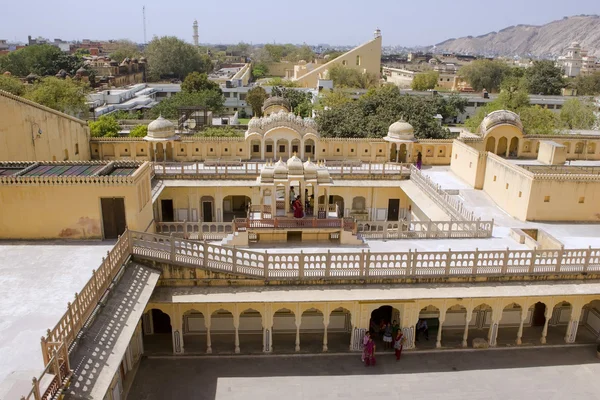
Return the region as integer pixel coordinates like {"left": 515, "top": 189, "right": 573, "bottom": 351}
{"left": 433, "top": 93, "right": 468, "bottom": 121}
{"left": 251, "top": 62, "right": 269, "bottom": 80}
{"left": 89, "top": 115, "right": 120, "bottom": 137}
{"left": 525, "top": 60, "right": 565, "bottom": 95}
{"left": 560, "top": 98, "right": 597, "bottom": 130}
{"left": 109, "top": 40, "right": 141, "bottom": 63}
{"left": 145, "top": 36, "right": 213, "bottom": 81}
{"left": 0, "top": 74, "right": 25, "bottom": 96}
{"left": 459, "top": 59, "right": 510, "bottom": 92}
{"left": 246, "top": 86, "right": 268, "bottom": 117}
{"left": 24, "top": 77, "right": 88, "bottom": 115}
{"left": 574, "top": 72, "right": 600, "bottom": 95}
{"left": 264, "top": 77, "right": 298, "bottom": 87}
{"left": 129, "top": 124, "right": 148, "bottom": 137}
{"left": 317, "top": 89, "right": 352, "bottom": 111}
{"left": 328, "top": 64, "right": 378, "bottom": 89}
{"left": 149, "top": 90, "right": 224, "bottom": 119}
{"left": 295, "top": 100, "right": 313, "bottom": 118}
{"left": 0, "top": 44, "right": 84, "bottom": 77}
{"left": 495, "top": 78, "right": 530, "bottom": 110}
{"left": 271, "top": 87, "right": 313, "bottom": 115}
{"left": 194, "top": 126, "right": 244, "bottom": 137}
{"left": 411, "top": 71, "right": 439, "bottom": 91}
{"left": 519, "top": 105, "right": 559, "bottom": 135}
{"left": 181, "top": 72, "right": 220, "bottom": 93}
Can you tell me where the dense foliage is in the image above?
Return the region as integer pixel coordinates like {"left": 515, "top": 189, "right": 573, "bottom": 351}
{"left": 572, "top": 72, "right": 600, "bottom": 95}
{"left": 524, "top": 60, "right": 565, "bottom": 95}
{"left": 149, "top": 91, "right": 225, "bottom": 119}
{"left": 193, "top": 126, "right": 244, "bottom": 137}
{"left": 246, "top": 86, "right": 268, "bottom": 117}
{"left": 89, "top": 115, "right": 120, "bottom": 137}
{"left": 271, "top": 87, "right": 313, "bottom": 117}
{"left": 316, "top": 85, "right": 465, "bottom": 139}
{"left": 181, "top": 72, "right": 221, "bottom": 93}
{"left": 25, "top": 77, "right": 88, "bottom": 116}
{"left": 0, "top": 75, "right": 26, "bottom": 96}
{"left": 459, "top": 59, "right": 510, "bottom": 92}
{"left": 145, "top": 36, "right": 213, "bottom": 81}
{"left": 328, "top": 64, "right": 378, "bottom": 89}
{"left": 0, "top": 44, "right": 84, "bottom": 77}
{"left": 251, "top": 62, "right": 269, "bottom": 80}
{"left": 129, "top": 124, "right": 148, "bottom": 137}
{"left": 411, "top": 71, "right": 439, "bottom": 91}
{"left": 108, "top": 40, "right": 141, "bottom": 63}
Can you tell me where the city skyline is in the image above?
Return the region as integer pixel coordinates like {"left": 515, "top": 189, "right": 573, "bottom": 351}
{"left": 1, "top": 0, "right": 599, "bottom": 47}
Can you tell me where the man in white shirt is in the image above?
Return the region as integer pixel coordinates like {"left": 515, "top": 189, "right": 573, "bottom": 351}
{"left": 416, "top": 319, "right": 429, "bottom": 341}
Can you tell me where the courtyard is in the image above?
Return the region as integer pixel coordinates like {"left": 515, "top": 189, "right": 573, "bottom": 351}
{"left": 128, "top": 346, "right": 600, "bottom": 400}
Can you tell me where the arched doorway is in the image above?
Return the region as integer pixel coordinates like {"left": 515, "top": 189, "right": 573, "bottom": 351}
{"left": 223, "top": 195, "right": 251, "bottom": 222}
{"left": 390, "top": 143, "right": 398, "bottom": 162}
{"left": 291, "top": 139, "right": 301, "bottom": 156}
{"left": 182, "top": 309, "right": 206, "bottom": 353}
{"left": 485, "top": 136, "right": 495, "bottom": 152}
{"left": 331, "top": 195, "right": 344, "bottom": 218}
{"left": 264, "top": 139, "right": 274, "bottom": 160}
{"left": 399, "top": 144, "right": 407, "bottom": 163}
{"left": 370, "top": 305, "right": 400, "bottom": 351}
{"left": 417, "top": 305, "right": 439, "bottom": 349}
{"left": 239, "top": 308, "right": 263, "bottom": 353}
{"left": 304, "top": 139, "right": 315, "bottom": 159}
{"left": 156, "top": 143, "right": 165, "bottom": 162}
{"left": 152, "top": 309, "right": 172, "bottom": 333}
{"left": 166, "top": 142, "right": 173, "bottom": 161}
{"left": 531, "top": 302, "right": 546, "bottom": 326}
{"left": 201, "top": 196, "right": 214, "bottom": 223}
{"left": 546, "top": 301, "right": 572, "bottom": 344}
{"left": 300, "top": 308, "right": 325, "bottom": 353}
{"left": 142, "top": 309, "right": 172, "bottom": 354}
{"left": 509, "top": 137, "right": 519, "bottom": 158}
{"left": 276, "top": 139, "right": 289, "bottom": 159}
{"left": 328, "top": 307, "right": 352, "bottom": 353}
{"left": 210, "top": 309, "right": 235, "bottom": 354}
{"left": 577, "top": 300, "right": 600, "bottom": 343}
{"left": 441, "top": 304, "right": 468, "bottom": 348}
{"left": 250, "top": 139, "right": 261, "bottom": 159}
{"left": 496, "top": 137, "right": 508, "bottom": 156}
{"left": 497, "top": 302, "right": 522, "bottom": 346}
{"left": 272, "top": 308, "right": 296, "bottom": 353}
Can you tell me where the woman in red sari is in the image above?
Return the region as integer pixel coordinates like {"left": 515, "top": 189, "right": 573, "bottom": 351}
{"left": 293, "top": 196, "right": 304, "bottom": 218}
{"left": 364, "top": 337, "right": 376, "bottom": 366}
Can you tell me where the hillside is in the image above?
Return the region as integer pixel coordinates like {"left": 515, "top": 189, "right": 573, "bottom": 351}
{"left": 434, "top": 15, "right": 600, "bottom": 57}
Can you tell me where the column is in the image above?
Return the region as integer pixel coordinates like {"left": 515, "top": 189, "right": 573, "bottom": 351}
{"left": 516, "top": 307, "right": 528, "bottom": 345}
{"left": 565, "top": 306, "right": 582, "bottom": 344}
{"left": 436, "top": 311, "right": 446, "bottom": 349}
{"left": 323, "top": 314, "right": 330, "bottom": 352}
{"left": 540, "top": 305, "right": 551, "bottom": 344}
{"left": 233, "top": 313, "right": 240, "bottom": 354}
{"left": 488, "top": 314, "right": 500, "bottom": 347}
{"left": 261, "top": 139, "right": 265, "bottom": 160}
{"left": 288, "top": 140, "right": 292, "bottom": 159}
{"left": 462, "top": 308, "right": 472, "bottom": 348}
{"left": 295, "top": 313, "right": 301, "bottom": 352}
{"left": 171, "top": 310, "right": 184, "bottom": 354}
{"left": 349, "top": 325, "right": 355, "bottom": 351}
{"left": 205, "top": 313, "right": 212, "bottom": 354}
{"left": 273, "top": 141, "right": 277, "bottom": 160}
{"left": 271, "top": 187, "right": 277, "bottom": 217}
{"left": 300, "top": 139, "right": 305, "bottom": 160}
{"left": 264, "top": 306, "right": 273, "bottom": 353}
{"left": 299, "top": 182, "right": 305, "bottom": 215}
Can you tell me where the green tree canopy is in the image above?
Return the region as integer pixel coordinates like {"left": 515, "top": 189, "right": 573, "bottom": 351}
{"left": 560, "top": 98, "right": 597, "bottom": 130}
{"left": 89, "top": 115, "right": 120, "bottom": 137}
{"left": 246, "top": 86, "right": 268, "bottom": 117}
{"left": 519, "top": 105, "right": 560, "bottom": 135}
{"left": 459, "top": 59, "right": 510, "bottom": 92}
{"left": 525, "top": 60, "right": 565, "bottom": 95}
{"left": 433, "top": 93, "right": 468, "bottom": 121}
{"left": 0, "top": 44, "right": 84, "bottom": 77}
{"left": 316, "top": 89, "right": 352, "bottom": 111}
{"left": 271, "top": 87, "right": 313, "bottom": 116}
{"left": 0, "top": 75, "right": 26, "bottom": 96}
{"left": 328, "top": 64, "right": 378, "bottom": 89}
{"left": 194, "top": 126, "right": 244, "bottom": 137}
{"left": 149, "top": 90, "right": 224, "bottom": 119}
{"left": 129, "top": 124, "right": 148, "bottom": 137}
{"left": 108, "top": 40, "right": 142, "bottom": 63}
{"left": 181, "top": 72, "right": 221, "bottom": 93}
{"left": 573, "top": 72, "right": 600, "bottom": 95}
{"left": 24, "top": 77, "right": 88, "bottom": 116}
{"left": 315, "top": 84, "right": 452, "bottom": 139}
{"left": 411, "top": 70, "right": 439, "bottom": 91}
{"left": 145, "top": 36, "right": 213, "bottom": 81}
{"left": 251, "top": 62, "right": 269, "bottom": 80}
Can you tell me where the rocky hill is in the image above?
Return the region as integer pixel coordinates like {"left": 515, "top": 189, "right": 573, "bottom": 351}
{"left": 434, "top": 15, "right": 600, "bottom": 57}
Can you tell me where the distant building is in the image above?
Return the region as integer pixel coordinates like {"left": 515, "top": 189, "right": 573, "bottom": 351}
{"left": 557, "top": 42, "right": 599, "bottom": 78}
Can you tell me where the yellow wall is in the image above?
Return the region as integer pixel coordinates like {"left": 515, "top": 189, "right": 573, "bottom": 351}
{"left": 527, "top": 178, "right": 600, "bottom": 221}
{"left": 450, "top": 140, "right": 487, "bottom": 189}
{"left": 0, "top": 91, "right": 91, "bottom": 162}
{"left": 0, "top": 164, "right": 154, "bottom": 239}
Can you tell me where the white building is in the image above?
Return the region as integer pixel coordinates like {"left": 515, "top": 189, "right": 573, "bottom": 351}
{"left": 557, "top": 42, "right": 599, "bottom": 78}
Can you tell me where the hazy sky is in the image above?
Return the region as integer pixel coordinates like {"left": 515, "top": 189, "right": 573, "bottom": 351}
{"left": 1, "top": 0, "right": 598, "bottom": 46}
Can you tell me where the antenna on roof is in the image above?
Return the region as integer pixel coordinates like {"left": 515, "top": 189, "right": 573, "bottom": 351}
{"left": 142, "top": 6, "right": 147, "bottom": 45}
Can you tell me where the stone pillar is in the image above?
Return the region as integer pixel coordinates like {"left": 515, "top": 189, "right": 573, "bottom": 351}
{"left": 233, "top": 313, "right": 240, "bottom": 354}
{"left": 565, "top": 306, "right": 582, "bottom": 344}
{"left": 273, "top": 142, "right": 277, "bottom": 160}
{"left": 462, "top": 309, "right": 472, "bottom": 348}
{"left": 300, "top": 139, "right": 305, "bottom": 160}
{"left": 172, "top": 310, "right": 184, "bottom": 354}
{"left": 436, "top": 311, "right": 446, "bottom": 349}
{"left": 349, "top": 325, "right": 355, "bottom": 351}
{"left": 323, "top": 313, "right": 330, "bottom": 352}
{"left": 261, "top": 139, "right": 265, "bottom": 160}
{"left": 295, "top": 313, "right": 301, "bottom": 352}
{"left": 288, "top": 140, "right": 292, "bottom": 159}
{"left": 264, "top": 306, "right": 273, "bottom": 353}
{"left": 271, "top": 187, "right": 277, "bottom": 217}
{"left": 516, "top": 307, "right": 528, "bottom": 345}
{"left": 205, "top": 313, "right": 212, "bottom": 354}
{"left": 541, "top": 305, "right": 552, "bottom": 344}
{"left": 284, "top": 183, "right": 291, "bottom": 214}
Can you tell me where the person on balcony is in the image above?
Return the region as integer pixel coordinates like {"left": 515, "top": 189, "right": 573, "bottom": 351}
{"left": 293, "top": 196, "right": 304, "bottom": 218}
{"left": 289, "top": 186, "right": 296, "bottom": 208}
{"left": 416, "top": 152, "right": 423, "bottom": 170}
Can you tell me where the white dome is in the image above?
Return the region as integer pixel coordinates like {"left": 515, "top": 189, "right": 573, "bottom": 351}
{"left": 259, "top": 162, "right": 275, "bottom": 183}
{"left": 286, "top": 154, "right": 303, "bottom": 174}
{"left": 303, "top": 159, "right": 317, "bottom": 179}
{"left": 273, "top": 158, "right": 288, "bottom": 179}
{"left": 479, "top": 110, "right": 523, "bottom": 136}
{"left": 387, "top": 120, "right": 415, "bottom": 141}
{"left": 147, "top": 116, "right": 175, "bottom": 139}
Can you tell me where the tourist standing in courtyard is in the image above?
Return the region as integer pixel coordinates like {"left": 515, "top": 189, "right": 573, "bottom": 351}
{"left": 364, "top": 337, "right": 376, "bottom": 366}
{"left": 293, "top": 196, "right": 304, "bottom": 218}
{"left": 416, "top": 319, "right": 429, "bottom": 341}
{"left": 394, "top": 330, "right": 404, "bottom": 361}
{"left": 383, "top": 322, "right": 393, "bottom": 349}
{"left": 416, "top": 152, "right": 422, "bottom": 170}
{"left": 361, "top": 331, "right": 370, "bottom": 362}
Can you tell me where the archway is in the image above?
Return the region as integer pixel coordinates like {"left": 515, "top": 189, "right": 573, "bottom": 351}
{"left": 575, "top": 142, "right": 584, "bottom": 154}
{"left": 546, "top": 301, "right": 572, "bottom": 344}
{"left": 142, "top": 309, "right": 172, "bottom": 354}
{"left": 156, "top": 143, "right": 165, "bottom": 162}
{"left": 485, "top": 137, "right": 496, "bottom": 153}
{"left": 201, "top": 196, "right": 214, "bottom": 223}
{"left": 223, "top": 195, "right": 251, "bottom": 222}
{"left": 210, "top": 309, "right": 235, "bottom": 354}
{"left": 166, "top": 142, "right": 173, "bottom": 161}
{"left": 496, "top": 303, "right": 522, "bottom": 346}
{"left": 304, "top": 139, "right": 315, "bottom": 159}
{"left": 496, "top": 137, "right": 508, "bottom": 156}
{"left": 577, "top": 300, "right": 600, "bottom": 343}
{"left": 390, "top": 143, "right": 398, "bottom": 162}
{"left": 399, "top": 144, "right": 407, "bottom": 163}
{"left": 441, "top": 304, "right": 468, "bottom": 348}
{"left": 264, "top": 139, "right": 274, "bottom": 160}
{"left": 291, "top": 138, "right": 301, "bottom": 156}
{"left": 299, "top": 308, "right": 325, "bottom": 353}
{"left": 417, "top": 305, "right": 439, "bottom": 349}
{"left": 468, "top": 303, "right": 493, "bottom": 346}
{"left": 370, "top": 305, "right": 400, "bottom": 351}
{"left": 563, "top": 142, "right": 571, "bottom": 154}
{"left": 276, "top": 139, "right": 289, "bottom": 159}
{"left": 272, "top": 308, "right": 297, "bottom": 353}
{"left": 182, "top": 309, "right": 206, "bottom": 353}
{"left": 238, "top": 308, "right": 264, "bottom": 353}
{"left": 509, "top": 137, "right": 519, "bottom": 158}
{"left": 250, "top": 139, "right": 261, "bottom": 159}
{"left": 331, "top": 195, "right": 344, "bottom": 218}
{"left": 327, "top": 307, "right": 352, "bottom": 353}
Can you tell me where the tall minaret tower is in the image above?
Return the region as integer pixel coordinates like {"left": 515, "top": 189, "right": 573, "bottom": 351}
{"left": 193, "top": 20, "right": 199, "bottom": 46}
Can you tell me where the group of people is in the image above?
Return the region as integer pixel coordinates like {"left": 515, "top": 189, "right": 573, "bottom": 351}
{"left": 289, "top": 186, "right": 315, "bottom": 219}
{"left": 362, "top": 319, "right": 406, "bottom": 367}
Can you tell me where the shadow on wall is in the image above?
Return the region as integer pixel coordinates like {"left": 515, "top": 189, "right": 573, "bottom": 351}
{"left": 59, "top": 217, "right": 101, "bottom": 238}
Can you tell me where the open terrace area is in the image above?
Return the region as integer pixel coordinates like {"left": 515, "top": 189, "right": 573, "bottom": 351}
{"left": 128, "top": 346, "right": 600, "bottom": 400}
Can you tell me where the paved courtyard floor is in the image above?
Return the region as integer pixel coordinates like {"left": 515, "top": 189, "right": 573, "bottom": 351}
{"left": 128, "top": 346, "right": 600, "bottom": 400}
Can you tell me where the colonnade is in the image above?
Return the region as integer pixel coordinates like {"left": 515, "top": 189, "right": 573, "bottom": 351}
{"left": 143, "top": 296, "right": 599, "bottom": 355}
